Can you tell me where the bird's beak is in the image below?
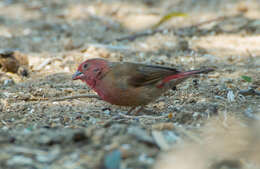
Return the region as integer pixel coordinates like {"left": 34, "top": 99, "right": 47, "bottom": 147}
{"left": 72, "top": 71, "right": 84, "bottom": 80}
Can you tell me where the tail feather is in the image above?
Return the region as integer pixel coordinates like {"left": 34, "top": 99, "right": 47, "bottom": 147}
{"left": 161, "top": 68, "right": 214, "bottom": 84}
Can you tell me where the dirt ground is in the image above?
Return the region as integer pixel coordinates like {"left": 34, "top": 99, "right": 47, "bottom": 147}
{"left": 0, "top": 0, "right": 260, "bottom": 169}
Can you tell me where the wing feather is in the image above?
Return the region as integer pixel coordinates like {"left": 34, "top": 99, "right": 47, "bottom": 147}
{"left": 127, "top": 63, "right": 180, "bottom": 87}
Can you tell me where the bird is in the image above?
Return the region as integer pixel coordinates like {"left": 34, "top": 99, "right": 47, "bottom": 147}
{"left": 72, "top": 58, "right": 213, "bottom": 114}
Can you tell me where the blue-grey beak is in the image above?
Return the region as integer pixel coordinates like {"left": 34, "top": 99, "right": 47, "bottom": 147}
{"left": 72, "top": 71, "right": 83, "bottom": 80}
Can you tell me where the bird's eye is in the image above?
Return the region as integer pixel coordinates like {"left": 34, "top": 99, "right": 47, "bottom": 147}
{"left": 83, "top": 64, "right": 88, "bottom": 69}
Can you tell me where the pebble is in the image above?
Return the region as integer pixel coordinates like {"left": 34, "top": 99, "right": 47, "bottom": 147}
{"left": 103, "top": 150, "right": 121, "bottom": 169}
{"left": 152, "top": 123, "right": 174, "bottom": 130}
{"left": 7, "top": 155, "right": 34, "bottom": 166}
{"left": 128, "top": 126, "right": 154, "bottom": 144}
{"left": 3, "top": 79, "right": 14, "bottom": 86}
{"left": 36, "top": 147, "right": 60, "bottom": 163}
{"left": 163, "top": 131, "right": 180, "bottom": 143}
{"left": 103, "top": 109, "right": 111, "bottom": 115}
{"left": 156, "top": 101, "right": 165, "bottom": 109}
{"left": 151, "top": 131, "right": 170, "bottom": 150}
{"left": 138, "top": 153, "right": 154, "bottom": 164}
{"left": 227, "top": 90, "right": 235, "bottom": 102}
{"left": 244, "top": 107, "right": 260, "bottom": 120}
{"left": 89, "top": 117, "right": 97, "bottom": 124}
{"left": 2, "top": 126, "right": 9, "bottom": 130}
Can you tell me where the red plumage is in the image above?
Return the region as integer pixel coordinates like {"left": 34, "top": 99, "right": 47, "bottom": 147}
{"left": 73, "top": 58, "right": 213, "bottom": 113}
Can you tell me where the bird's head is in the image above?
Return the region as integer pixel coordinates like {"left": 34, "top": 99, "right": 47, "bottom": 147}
{"left": 72, "top": 58, "right": 109, "bottom": 81}
{"left": 72, "top": 58, "right": 110, "bottom": 87}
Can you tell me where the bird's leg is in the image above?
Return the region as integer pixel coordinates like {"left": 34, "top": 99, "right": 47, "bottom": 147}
{"left": 126, "top": 106, "right": 144, "bottom": 115}
{"left": 133, "top": 106, "right": 144, "bottom": 116}
{"left": 126, "top": 107, "right": 137, "bottom": 115}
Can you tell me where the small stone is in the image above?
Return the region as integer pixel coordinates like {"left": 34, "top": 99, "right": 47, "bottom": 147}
{"left": 138, "top": 153, "right": 154, "bottom": 164}
{"left": 7, "top": 155, "right": 33, "bottom": 166}
{"left": 163, "top": 131, "right": 179, "bottom": 143}
{"left": 156, "top": 101, "right": 165, "bottom": 109}
{"left": 3, "top": 79, "right": 14, "bottom": 86}
{"left": 168, "top": 112, "right": 174, "bottom": 119}
{"left": 102, "top": 108, "right": 111, "bottom": 115}
{"left": 128, "top": 126, "right": 154, "bottom": 144}
{"left": 227, "top": 90, "right": 235, "bottom": 102}
{"left": 236, "top": 2, "right": 248, "bottom": 13}
{"left": 151, "top": 131, "right": 170, "bottom": 150}
{"left": 89, "top": 117, "right": 97, "bottom": 124}
{"left": 72, "top": 130, "right": 88, "bottom": 143}
{"left": 119, "top": 144, "right": 133, "bottom": 158}
{"left": 103, "top": 150, "right": 121, "bottom": 169}
{"left": 152, "top": 123, "right": 174, "bottom": 130}
{"left": 36, "top": 147, "right": 60, "bottom": 163}
{"left": 0, "top": 49, "right": 29, "bottom": 75}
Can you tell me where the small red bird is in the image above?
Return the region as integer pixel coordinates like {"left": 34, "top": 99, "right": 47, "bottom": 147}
{"left": 72, "top": 58, "right": 213, "bottom": 114}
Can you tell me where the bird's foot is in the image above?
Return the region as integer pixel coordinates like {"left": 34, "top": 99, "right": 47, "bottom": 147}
{"left": 126, "top": 106, "right": 144, "bottom": 115}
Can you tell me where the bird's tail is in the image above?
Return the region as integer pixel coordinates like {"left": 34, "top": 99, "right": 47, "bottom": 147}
{"left": 161, "top": 68, "right": 214, "bottom": 84}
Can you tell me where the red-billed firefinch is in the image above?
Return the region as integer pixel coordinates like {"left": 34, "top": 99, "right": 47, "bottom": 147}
{"left": 73, "top": 58, "right": 213, "bottom": 113}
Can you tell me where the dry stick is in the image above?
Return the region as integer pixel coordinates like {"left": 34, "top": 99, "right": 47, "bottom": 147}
{"left": 106, "top": 30, "right": 159, "bottom": 43}
{"left": 35, "top": 57, "right": 63, "bottom": 71}
{"left": 51, "top": 94, "right": 101, "bottom": 102}
{"left": 190, "top": 15, "right": 226, "bottom": 27}
{"left": 16, "top": 97, "right": 49, "bottom": 101}
{"left": 86, "top": 43, "right": 133, "bottom": 51}
{"left": 118, "top": 112, "right": 167, "bottom": 119}
{"left": 239, "top": 88, "right": 260, "bottom": 96}
{"left": 107, "top": 15, "right": 228, "bottom": 43}
{"left": 14, "top": 94, "right": 100, "bottom": 102}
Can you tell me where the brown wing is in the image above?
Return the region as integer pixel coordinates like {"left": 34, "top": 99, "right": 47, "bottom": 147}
{"left": 125, "top": 63, "right": 180, "bottom": 87}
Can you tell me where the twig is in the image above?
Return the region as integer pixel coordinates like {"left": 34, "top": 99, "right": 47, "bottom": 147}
{"left": 107, "top": 15, "right": 228, "bottom": 43}
{"left": 105, "top": 29, "right": 159, "bottom": 43}
{"left": 35, "top": 57, "right": 62, "bottom": 71}
{"left": 239, "top": 88, "right": 260, "bottom": 96}
{"left": 12, "top": 95, "right": 100, "bottom": 102}
{"left": 86, "top": 43, "right": 133, "bottom": 51}
{"left": 16, "top": 97, "right": 48, "bottom": 101}
{"left": 51, "top": 94, "right": 101, "bottom": 102}
{"left": 190, "top": 15, "right": 226, "bottom": 27}
{"left": 118, "top": 112, "right": 167, "bottom": 119}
